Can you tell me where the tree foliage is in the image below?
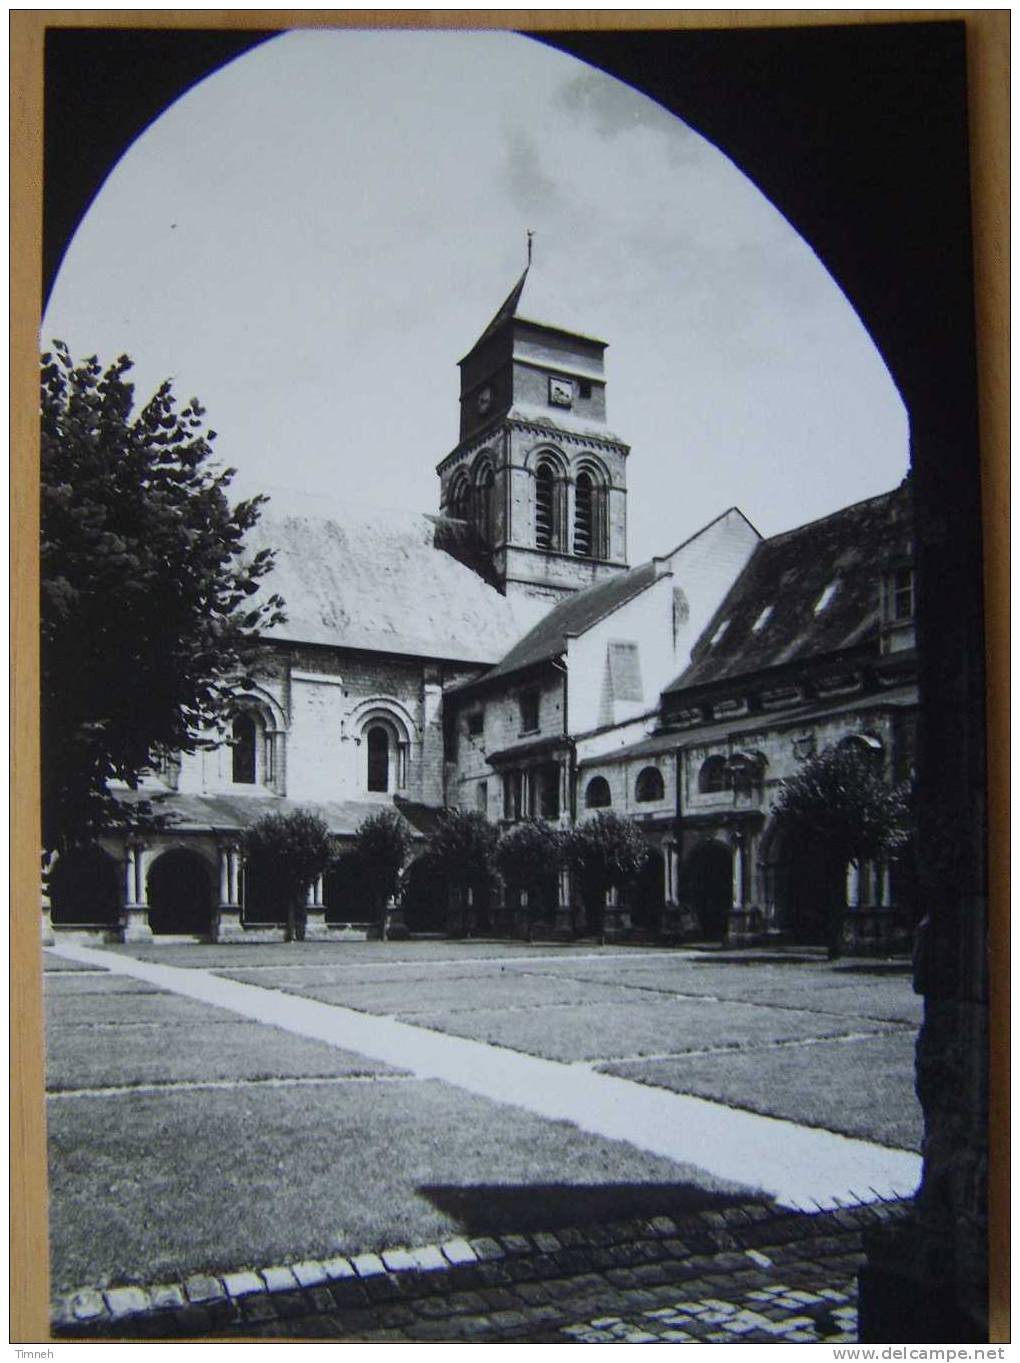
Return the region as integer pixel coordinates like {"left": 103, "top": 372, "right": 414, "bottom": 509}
{"left": 564, "top": 812, "right": 649, "bottom": 897}
{"left": 495, "top": 818, "right": 565, "bottom": 937}
{"left": 242, "top": 809, "right": 334, "bottom": 942}
{"left": 495, "top": 818, "right": 565, "bottom": 893}
{"left": 40, "top": 342, "right": 284, "bottom": 853}
{"left": 427, "top": 808, "right": 499, "bottom": 894}
{"left": 354, "top": 810, "right": 413, "bottom": 938}
{"left": 772, "top": 745, "right": 912, "bottom": 865}
{"left": 564, "top": 812, "right": 649, "bottom": 938}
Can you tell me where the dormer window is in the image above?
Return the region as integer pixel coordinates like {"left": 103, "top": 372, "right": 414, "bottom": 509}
{"left": 814, "top": 580, "right": 840, "bottom": 614}
{"left": 751, "top": 605, "right": 774, "bottom": 634}
{"left": 886, "top": 566, "right": 915, "bottom": 621}
{"left": 710, "top": 619, "right": 730, "bottom": 647}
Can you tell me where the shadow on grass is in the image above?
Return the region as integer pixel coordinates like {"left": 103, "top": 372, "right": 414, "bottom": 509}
{"left": 417, "top": 1182, "right": 773, "bottom": 1234}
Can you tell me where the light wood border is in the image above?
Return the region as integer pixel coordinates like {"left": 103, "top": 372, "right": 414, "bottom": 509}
{"left": 10, "top": 9, "right": 1008, "bottom": 1344}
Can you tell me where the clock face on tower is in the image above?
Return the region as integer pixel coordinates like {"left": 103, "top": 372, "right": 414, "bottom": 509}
{"left": 476, "top": 385, "right": 492, "bottom": 414}
{"left": 549, "top": 376, "right": 573, "bottom": 408}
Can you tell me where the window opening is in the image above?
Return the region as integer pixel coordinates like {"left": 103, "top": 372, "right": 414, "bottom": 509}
{"left": 232, "top": 713, "right": 257, "bottom": 785}
{"left": 574, "top": 471, "right": 593, "bottom": 556}
{"left": 585, "top": 776, "right": 611, "bottom": 809}
{"left": 519, "top": 690, "right": 540, "bottom": 734}
{"left": 635, "top": 767, "right": 665, "bottom": 803}
{"left": 367, "top": 725, "right": 390, "bottom": 792}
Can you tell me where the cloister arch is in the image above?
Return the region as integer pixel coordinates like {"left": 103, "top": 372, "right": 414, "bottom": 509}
{"left": 147, "top": 846, "right": 216, "bottom": 936}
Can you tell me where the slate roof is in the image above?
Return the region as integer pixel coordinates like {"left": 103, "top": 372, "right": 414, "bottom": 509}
{"left": 465, "top": 262, "right": 608, "bottom": 358}
{"left": 453, "top": 559, "right": 662, "bottom": 691}
{"left": 664, "top": 484, "right": 913, "bottom": 696}
{"left": 111, "top": 788, "right": 426, "bottom": 840}
{"left": 244, "top": 504, "right": 534, "bottom": 665}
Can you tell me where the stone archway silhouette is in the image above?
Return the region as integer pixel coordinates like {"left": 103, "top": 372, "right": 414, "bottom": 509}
{"left": 40, "top": 23, "right": 993, "bottom": 1340}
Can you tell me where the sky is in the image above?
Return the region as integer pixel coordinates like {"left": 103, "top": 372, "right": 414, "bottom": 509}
{"left": 43, "top": 28, "right": 909, "bottom": 564}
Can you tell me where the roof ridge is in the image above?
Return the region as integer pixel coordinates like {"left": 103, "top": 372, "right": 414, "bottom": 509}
{"left": 762, "top": 483, "right": 907, "bottom": 548}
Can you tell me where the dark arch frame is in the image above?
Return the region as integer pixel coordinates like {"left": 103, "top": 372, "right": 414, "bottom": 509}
{"left": 33, "top": 23, "right": 998, "bottom": 1341}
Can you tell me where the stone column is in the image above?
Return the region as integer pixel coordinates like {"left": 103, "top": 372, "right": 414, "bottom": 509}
{"left": 122, "top": 843, "right": 153, "bottom": 942}
{"left": 305, "top": 874, "right": 329, "bottom": 940}
{"left": 214, "top": 843, "right": 243, "bottom": 943}
{"left": 846, "top": 860, "right": 861, "bottom": 910}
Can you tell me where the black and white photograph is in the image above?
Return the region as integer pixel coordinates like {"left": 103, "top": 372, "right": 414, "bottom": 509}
{"left": 19, "top": 15, "right": 1001, "bottom": 1347}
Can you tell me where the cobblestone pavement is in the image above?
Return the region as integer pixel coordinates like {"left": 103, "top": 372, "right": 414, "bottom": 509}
{"left": 53, "top": 1197, "right": 908, "bottom": 1343}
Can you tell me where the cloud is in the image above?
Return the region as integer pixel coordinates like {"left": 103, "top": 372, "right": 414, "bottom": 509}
{"left": 501, "top": 126, "right": 564, "bottom": 212}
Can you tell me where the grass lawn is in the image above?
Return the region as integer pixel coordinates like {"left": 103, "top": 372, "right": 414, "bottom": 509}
{"left": 399, "top": 996, "right": 898, "bottom": 1063}
{"left": 600, "top": 1031, "right": 923, "bottom": 1152}
{"left": 46, "top": 1018, "right": 405, "bottom": 1091}
{"left": 288, "top": 972, "right": 638, "bottom": 1016}
{"left": 41, "top": 953, "right": 98, "bottom": 972}
{"left": 47, "top": 1077, "right": 756, "bottom": 1293}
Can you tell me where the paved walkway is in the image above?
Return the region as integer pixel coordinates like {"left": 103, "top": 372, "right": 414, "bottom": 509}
{"left": 53, "top": 1195, "right": 908, "bottom": 1342}
{"left": 50, "top": 943, "right": 920, "bottom": 1210}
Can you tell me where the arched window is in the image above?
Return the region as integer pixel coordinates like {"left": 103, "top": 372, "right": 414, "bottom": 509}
{"left": 474, "top": 462, "right": 495, "bottom": 544}
{"left": 232, "top": 713, "right": 257, "bottom": 784}
{"left": 698, "top": 755, "right": 730, "bottom": 794}
{"left": 449, "top": 471, "right": 471, "bottom": 522}
{"left": 367, "top": 725, "right": 390, "bottom": 792}
{"left": 535, "top": 461, "right": 556, "bottom": 549}
{"left": 573, "top": 465, "right": 607, "bottom": 559}
{"left": 635, "top": 766, "right": 665, "bottom": 803}
{"left": 585, "top": 775, "right": 612, "bottom": 809}
{"left": 837, "top": 733, "right": 884, "bottom": 769}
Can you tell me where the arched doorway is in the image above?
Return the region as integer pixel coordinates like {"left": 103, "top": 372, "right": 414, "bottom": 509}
{"left": 780, "top": 836, "right": 845, "bottom": 947}
{"left": 324, "top": 850, "right": 373, "bottom": 926}
{"left": 401, "top": 853, "right": 448, "bottom": 934}
{"left": 48, "top": 846, "right": 121, "bottom": 927}
{"left": 630, "top": 848, "right": 664, "bottom": 933}
{"left": 682, "top": 841, "right": 732, "bottom": 941}
{"left": 147, "top": 849, "right": 214, "bottom": 936}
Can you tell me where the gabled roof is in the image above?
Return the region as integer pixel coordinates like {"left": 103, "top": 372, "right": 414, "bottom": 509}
{"left": 458, "top": 560, "right": 662, "bottom": 689}
{"left": 246, "top": 503, "right": 534, "bottom": 665}
{"left": 664, "top": 484, "right": 913, "bottom": 696}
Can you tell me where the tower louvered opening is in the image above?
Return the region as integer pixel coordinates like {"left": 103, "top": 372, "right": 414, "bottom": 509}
{"left": 535, "top": 463, "right": 555, "bottom": 549}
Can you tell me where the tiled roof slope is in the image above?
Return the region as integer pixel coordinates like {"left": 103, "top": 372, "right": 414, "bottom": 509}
{"left": 111, "top": 789, "right": 425, "bottom": 839}
{"left": 246, "top": 505, "right": 535, "bottom": 665}
{"left": 664, "top": 484, "right": 913, "bottom": 695}
{"left": 466, "top": 560, "right": 662, "bottom": 686}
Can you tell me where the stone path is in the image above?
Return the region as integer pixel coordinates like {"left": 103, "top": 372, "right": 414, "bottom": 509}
{"left": 50, "top": 943, "right": 921, "bottom": 1211}
{"left": 53, "top": 1197, "right": 908, "bottom": 1342}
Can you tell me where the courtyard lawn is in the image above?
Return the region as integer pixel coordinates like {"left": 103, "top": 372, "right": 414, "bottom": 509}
{"left": 397, "top": 996, "right": 899, "bottom": 1064}
{"left": 46, "top": 1015, "right": 404, "bottom": 1090}
{"left": 47, "top": 1075, "right": 755, "bottom": 1294}
{"left": 45, "top": 941, "right": 922, "bottom": 1300}
{"left": 600, "top": 1031, "right": 922, "bottom": 1152}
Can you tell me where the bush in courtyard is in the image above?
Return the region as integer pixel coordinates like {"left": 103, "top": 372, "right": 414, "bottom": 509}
{"left": 563, "top": 812, "right": 649, "bottom": 943}
{"left": 243, "top": 809, "right": 334, "bottom": 942}
{"left": 772, "top": 744, "right": 912, "bottom": 957}
{"left": 426, "top": 808, "right": 499, "bottom": 936}
{"left": 353, "top": 810, "right": 413, "bottom": 941}
{"left": 495, "top": 818, "right": 566, "bottom": 940}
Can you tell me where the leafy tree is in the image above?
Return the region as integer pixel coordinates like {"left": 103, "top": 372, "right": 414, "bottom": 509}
{"left": 495, "top": 818, "right": 565, "bottom": 941}
{"left": 353, "top": 810, "right": 412, "bottom": 941}
{"left": 426, "top": 808, "right": 499, "bottom": 937}
{"left": 242, "top": 809, "right": 334, "bottom": 942}
{"left": 40, "top": 342, "right": 284, "bottom": 854}
{"left": 772, "top": 744, "right": 912, "bottom": 957}
{"left": 564, "top": 812, "right": 649, "bottom": 943}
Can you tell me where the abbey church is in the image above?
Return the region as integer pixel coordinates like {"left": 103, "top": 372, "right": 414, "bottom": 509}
{"left": 46, "top": 264, "right": 918, "bottom": 950}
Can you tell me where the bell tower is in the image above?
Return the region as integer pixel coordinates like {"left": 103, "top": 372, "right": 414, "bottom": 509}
{"left": 436, "top": 255, "right": 630, "bottom": 606}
